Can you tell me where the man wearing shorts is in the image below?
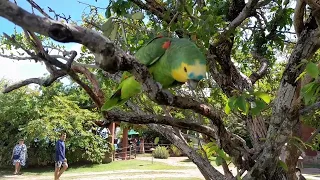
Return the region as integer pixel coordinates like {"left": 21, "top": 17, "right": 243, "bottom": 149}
{"left": 54, "top": 132, "right": 68, "bottom": 180}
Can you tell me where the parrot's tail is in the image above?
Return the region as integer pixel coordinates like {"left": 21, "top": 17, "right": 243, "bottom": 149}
{"left": 101, "top": 89, "right": 126, "bottom": 111}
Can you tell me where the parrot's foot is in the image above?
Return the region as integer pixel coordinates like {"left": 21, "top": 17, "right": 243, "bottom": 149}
{"left": 162, "top": 89, "right": 174, "bottom": 104}
{"left": 156, "top": 82, "right": 163, "bottom": 89}
{"left": 200, "top": 104, "right": 211, "bottom": 115}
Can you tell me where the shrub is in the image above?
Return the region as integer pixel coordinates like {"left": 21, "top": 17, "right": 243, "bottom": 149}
{"left": 170, "top": 144, "right": 182, "bottom": 156}
{"left": 152, "top": 146, "right": 169, "bottom": 159}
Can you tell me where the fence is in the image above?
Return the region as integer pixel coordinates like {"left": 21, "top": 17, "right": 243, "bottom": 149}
{"left": 112, "top": 143, "right": 172, "bottom": 161}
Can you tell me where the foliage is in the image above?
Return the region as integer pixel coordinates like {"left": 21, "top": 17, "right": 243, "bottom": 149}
{"left": 0, "top": 80, "right": 108, "bottom": 166}
{"left": 169, "top": 144, "right": 182, "bottom": 157}
{"left": 152, "top": 146, "right": 170, "bottom": 159}
{"left": 0, "top": 80, "right": 40, "bottom": 166}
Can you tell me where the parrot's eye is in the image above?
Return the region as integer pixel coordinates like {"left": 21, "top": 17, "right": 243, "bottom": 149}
{"left": 184, "top": 67, "right": 187, "bottom": 72}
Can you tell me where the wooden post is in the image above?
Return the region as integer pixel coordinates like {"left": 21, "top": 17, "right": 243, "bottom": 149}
{"left": 122, "top": 128, "right": 129, "bottom": 160}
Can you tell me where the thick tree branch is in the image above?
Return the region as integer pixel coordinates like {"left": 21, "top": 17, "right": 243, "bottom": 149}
{"left": 0, "top": 0, "right": 222, "bottom": 126}
{"left": 244, "top": 15, "right": 320, "bottom": 180}
{"left": 207, "top": 0, "right": 259, "bottom": 95}
{"left": 151, "top": 125, "right": 227, "bottom": 180}
{"left": 124, "top": 101, "right": 227, "bottom": 180}
{"left": 105, "top": 109, "right": 216, "bottom": 138}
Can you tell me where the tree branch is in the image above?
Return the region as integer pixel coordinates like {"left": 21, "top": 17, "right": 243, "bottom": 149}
{"left": 300, "top": 101, "right": 320, "bottom": 115}
{"left": 129, "top": 0, "right": 184, "bottom": 37}
{"left": 105, "top": 109, "right": 216, "bottom": 138}
{"left": 150, "top": 124, "right": 227, "bottom": 180}
{"left": 124, "top": 101, "right": 227, "bottom": 180}
{"left": 68, "top": 71, "right": 103, "bottom": 107}
{"left": 306, "top": 127, "right": 320, "bottom": 143}
{"left": 2, "top": 70, "right": 66, "bottom": 93}
{"left": 249, "top": 51, "right": 269, "bottom": 84}
{"left": 244, "top": 15, "right": 320, "bottom": 180}
{"left": 72, "top": 65, "right": 105, "bottom": 104}
{"left": 26, "top": 0, "right": 52, "bottom": 19}
{"left": 217, "top": 0, "right": 258, "bottom": 45}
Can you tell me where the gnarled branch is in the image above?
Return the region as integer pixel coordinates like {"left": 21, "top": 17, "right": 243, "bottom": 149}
{"left": 2, "top": 70, "right": 66, "bottom": 93}
{"left": 249, "top": 51, "right": 269, "bottom": 84}
{"left": 106, "top": 109, "right": 216, "bottom": 138}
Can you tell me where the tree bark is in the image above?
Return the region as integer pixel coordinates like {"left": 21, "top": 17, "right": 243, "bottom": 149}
{"left": 243, "top": 15, "right": 320, "bottom": 180}
{"left": 246, "top": 115, "right": 267, "bottom": 147}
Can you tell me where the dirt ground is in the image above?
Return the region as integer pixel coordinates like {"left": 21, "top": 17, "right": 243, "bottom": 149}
{"left": 1, "top": 157, "right": 319, "bottom": 180}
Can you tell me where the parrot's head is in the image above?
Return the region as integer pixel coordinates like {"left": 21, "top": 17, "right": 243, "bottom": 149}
{"left": 169, "top": 38, "right": 207, "bottom": 89}
{"left": 171, "top": 60, "right": 207, "bottom": 90}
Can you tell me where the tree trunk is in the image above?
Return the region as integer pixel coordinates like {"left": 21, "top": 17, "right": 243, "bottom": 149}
{"left": 285, "top": 140, "right": 301, "bottom": 180}
{"left": 246, "top": 115, "right": 267, "bottom": 147}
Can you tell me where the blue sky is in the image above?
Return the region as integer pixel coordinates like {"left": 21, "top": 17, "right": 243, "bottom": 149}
{"left": 0, "top": 0, "right": 109, "bottom": 82}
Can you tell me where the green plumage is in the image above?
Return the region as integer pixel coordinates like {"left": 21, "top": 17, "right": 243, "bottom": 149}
{"left": 102, "top": 36, "right": 207, "bottom": 111}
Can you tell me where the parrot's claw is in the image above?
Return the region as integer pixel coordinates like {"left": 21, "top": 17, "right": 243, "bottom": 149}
{"left": 156, "top": 82, "right": 163, "bottom": 89}
{"left": 163, "top": 89, "right": 174, "bottom": 104}
{"left": 200, "top": 104, "right": 211, "bottom": 115}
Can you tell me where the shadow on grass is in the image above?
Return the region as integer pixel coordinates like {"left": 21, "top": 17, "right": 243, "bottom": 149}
{"left": 180, "top": 159, "right": 192, "bottom": 163}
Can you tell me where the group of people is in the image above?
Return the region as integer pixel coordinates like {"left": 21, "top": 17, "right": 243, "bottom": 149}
{"left": 11, "top": 132, "right": 68, "bottom": 180}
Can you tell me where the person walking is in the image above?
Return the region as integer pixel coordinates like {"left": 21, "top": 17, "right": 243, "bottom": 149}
{"left": 11, "top": 139, "right": 27, "bottom": 175}
{"left": 54, "top": 132, "right": 68, "bottom": 180}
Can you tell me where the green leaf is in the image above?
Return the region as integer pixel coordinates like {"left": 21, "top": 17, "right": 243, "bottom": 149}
{"left": 215, "top": 156, "right": 223, "bottom": 166}
{"left": 254, "top": 92, "right": 271, "bottom": 104}
{"left": 224, "top": 103, "right": 231, "bottom": 115}
{"left": 154, "top": 137, "right": 159, "bottom": 145}
{"left": 217, "top": 149, "right": 230, "bottom": 161}
{"left": 101, "top": 18, "right": 114, "bottom": 37}
{"left": 227, "top": 96, "right": 237, "bottom": 109}
{"left": 131, "top": 12, "right": 144, "bottom": 20}
{"left": 235, "top": 96, "right": 248, "bottom": 114}
{"left": 105, "top": 7, "right": 111, "bottom": 18}
{"left": 295, "top": 71, "right": 307, "bottom": 82}
{"left": 278, "top": 160, "right": 288, "bottom": 171}
{"left": 306, "top": 62, "right": 319, "bottom": 79}
{"left": 251, "top": 99, "right": 267, "bottom": 115}
{"left": 110, "top": 23, "right": 119, "bottom": 41}
{"left": 301, "top": 82, "right": 318, "bottom": 105}
{"left": 236, "top": 174, "right": 242, "bottom": 180}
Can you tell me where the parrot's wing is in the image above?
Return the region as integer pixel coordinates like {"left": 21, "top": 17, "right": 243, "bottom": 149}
{"left": 135, "top": 36, "right": 171, "bottom": 67}
{"left": 121, "top": 76, "right": 142, "bottom": 99}
{"left": 101, "top": 76, "right": 141, "bottom": 111}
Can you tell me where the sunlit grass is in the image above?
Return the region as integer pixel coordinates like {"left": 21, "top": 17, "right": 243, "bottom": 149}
{"left": 0, "top": 159, "right": 194, "bottom": 177}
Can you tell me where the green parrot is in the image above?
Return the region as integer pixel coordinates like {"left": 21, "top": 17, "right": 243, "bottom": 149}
{"left": 102, "top": 36, "right": 207, "bottom": 111}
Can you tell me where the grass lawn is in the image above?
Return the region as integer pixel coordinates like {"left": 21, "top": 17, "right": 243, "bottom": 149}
{"left": 0, "top": 159, "right": 194, "bottom": 177}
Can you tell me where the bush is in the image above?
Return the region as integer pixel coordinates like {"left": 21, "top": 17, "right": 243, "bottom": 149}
{"left": 152, "top": 146, "right": 169, "bottom": 159}
{"left": 170, "top": 144, "right": 182, "bottom": 156}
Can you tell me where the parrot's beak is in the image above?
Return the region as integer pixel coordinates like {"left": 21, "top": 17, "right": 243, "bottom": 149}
{"left": 187, "top": 79, "right": 199, "bottom": 90}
